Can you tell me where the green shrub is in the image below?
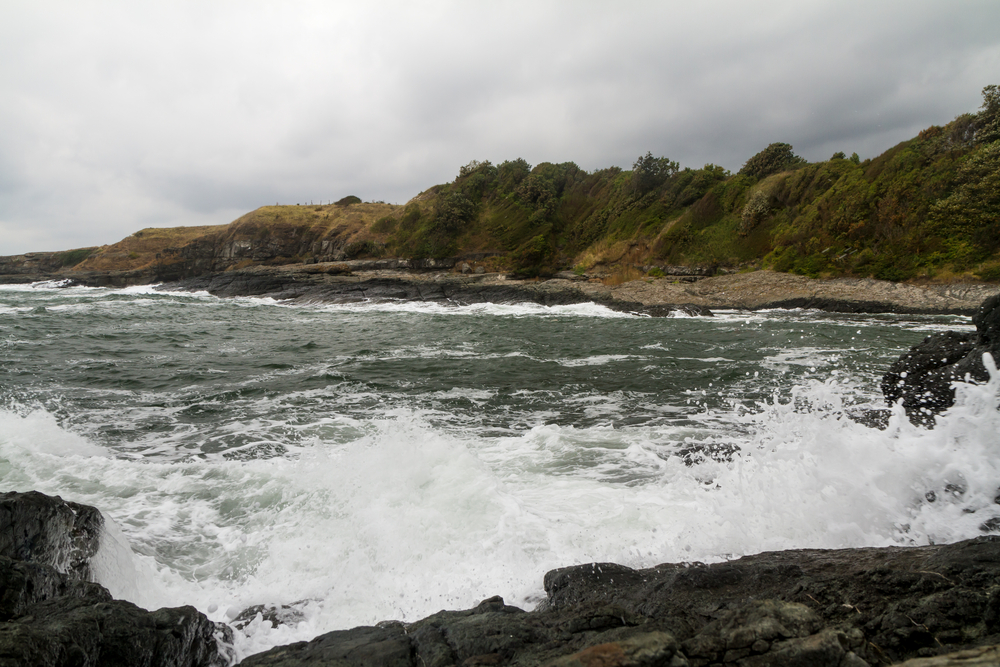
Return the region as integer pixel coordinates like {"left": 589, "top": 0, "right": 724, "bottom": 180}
{"left": 335, "top": 195, "right": 362, "bottom": 206}
{"left": 647, "top": 267, "right": 665, "bottom": 277}
{"left": 738, "top": 143, "right": 807, "bottom": 180}
{"left": 497, "top": 158, "right": 532, "bottom": 194}
{"left": 975, "top": 264, "right": 1000, "bottom": 282}
{"left": 56, "top": 247, "right": 95, "bottom": 267}
{"left": 436, "top": 192, "right": 476, "bottom": 232}
{"left": 343, "top": 240, "right": 383, "bottom": 259}
{"left": 371, "top": 216, "right": 396, "bottom": 234}
{"left": 631, "top": 152, "right": 679, "bottom": 195}
{"left": 740, "top": 189, "right": 771, "bottom": 235}
{"left": 791, "top": 253, "right": 828, "bottom": 278}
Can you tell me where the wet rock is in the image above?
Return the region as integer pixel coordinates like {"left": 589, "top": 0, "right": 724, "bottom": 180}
{"left": 546, "top": 631, "right": 684, "bottom": 667}
{"left": 0, "top": 556, "right": 112, "bottom": 621}
{"left": 0, "top": 596, "right": 233, "bottom": 667}
{"left": 680, "top": 600, "right": 822, "bottom": 662}
{"left": 239, "top": 623, "right": 413, "bottom": 667}
{"left": 0, "top": 490, "right": 104, "bottom": 580}
{"left": 232, "top": 601, "right": 309, "bottom": 630}
{"left": 881, "top": 294, "right": 1000, "bottom": 424}
{"left": 0, "top": 491, "right": 234, "bottom": 667}
{"left": 163, "top": 269, "right": 714, "bottom": 317}
{"left": 543, "top": 537, "right": 1000, "bottom": 665}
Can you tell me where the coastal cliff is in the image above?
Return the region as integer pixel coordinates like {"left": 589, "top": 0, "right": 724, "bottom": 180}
{"left": 2, "top": 85, "right": 998, "bottom": 293}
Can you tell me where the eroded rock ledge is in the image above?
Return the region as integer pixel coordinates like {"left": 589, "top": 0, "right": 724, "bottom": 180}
{"left": 5, "top": 491, "right": 1000, "bottom": 666}
{"left": 242, "top": 538, "right": 1000, "bottom": 667}
{"left": 157, "top": 266, "right": 1000, "bottom": 317}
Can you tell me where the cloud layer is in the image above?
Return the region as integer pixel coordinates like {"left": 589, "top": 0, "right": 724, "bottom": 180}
{"left": 2, "top": 0, "right": 999, "bottom": 254}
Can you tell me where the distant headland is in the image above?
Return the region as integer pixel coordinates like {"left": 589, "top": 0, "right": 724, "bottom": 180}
{"left": 2, "top": 85, "right": 998, "bottom": 312}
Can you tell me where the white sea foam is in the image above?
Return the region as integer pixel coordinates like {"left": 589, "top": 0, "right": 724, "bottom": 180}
{"left": 2, "top": 362, "right": 998, "bottom": 658}
{"left": 311, "top": 299, "right": 636, "bottom": 319}
{"left": 3, "top": 286, "right": 999, "bottom": 659}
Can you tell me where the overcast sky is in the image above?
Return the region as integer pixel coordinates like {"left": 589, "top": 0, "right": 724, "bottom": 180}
{"left": 2, "top": 1, "right": 999, "bottom": 255}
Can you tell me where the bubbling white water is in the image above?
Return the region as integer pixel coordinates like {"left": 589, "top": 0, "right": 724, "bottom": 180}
{"left": 1, "top": 354, "right": 998, "bottom": 659}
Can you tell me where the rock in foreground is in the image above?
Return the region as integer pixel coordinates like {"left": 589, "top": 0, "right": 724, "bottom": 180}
{"left": 882, "top": 294, "right": 1000, "bottom": 424}
{"left": 0, "top": 491, "right": 234, "bottom": 667}
{"left": 243, "top": 537, "right": 1000, "bottom": 667}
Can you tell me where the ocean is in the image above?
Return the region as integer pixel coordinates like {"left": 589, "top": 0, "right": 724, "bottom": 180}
{"left": 2, "top": 281, "right": 998, "bottom": 658}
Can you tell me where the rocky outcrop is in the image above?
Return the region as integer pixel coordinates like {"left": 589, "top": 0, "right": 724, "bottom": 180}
{"left": 0, "top": 491, "right": 233, "bottom": 667}
{"left": 881, "top": 294, "right": 1000, "bottom": 424}
{"left": 159, "top": 266, "right": 999, "bottom": 317}
{"left": 161, "top": 266, "right": 713, "bottom": 317}
{"left": 8, "top": 497, "right": 1000, "bottom": 666}
{"left": 1, "top": 490, "right": 104, "bottom": 581}
{"left": 603, "top": 271, "right": 1000, "bottom": 316}
{"left": 242, "top": 537, "right": 1000, "bottom": 667}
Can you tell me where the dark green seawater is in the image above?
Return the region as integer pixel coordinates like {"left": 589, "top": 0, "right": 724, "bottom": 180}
{"left": 2, "top": 282, "right": 997, "bottom": 657}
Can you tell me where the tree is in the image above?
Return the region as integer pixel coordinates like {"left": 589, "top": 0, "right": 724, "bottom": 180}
{"left": 929, "top": 141, "right": 1000, "bottom": 261}
{"left": 738, "top": 143, "right": 806, "bottom": 180}
{"left": 976, "top": 84, "right": 1000, "bottom": 145}
{"left": 497, "top": 158, "right": 532, "bottom": 194}
{"left": 436, "top": 192, "right": 475, "bottom": 232}
{"left": 631, "top": 152, "right": 679, "bottom": 195}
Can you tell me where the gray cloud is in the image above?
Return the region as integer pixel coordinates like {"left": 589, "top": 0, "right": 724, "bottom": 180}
{"left": 1, "top": 0, "right": 998, "bottom": 254}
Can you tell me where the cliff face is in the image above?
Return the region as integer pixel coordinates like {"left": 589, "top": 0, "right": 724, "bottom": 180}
{"left": 0, "top": 203, "right": 406, "bottom": 286}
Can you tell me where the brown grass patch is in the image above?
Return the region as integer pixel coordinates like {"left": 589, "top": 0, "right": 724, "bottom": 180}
{"left": 602, "top": 266, "right": 645, "bottom": 286}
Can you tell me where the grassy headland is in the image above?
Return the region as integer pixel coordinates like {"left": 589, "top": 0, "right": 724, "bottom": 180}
{"left": 15, "top": 85, "right": 1000, "bottom": 285}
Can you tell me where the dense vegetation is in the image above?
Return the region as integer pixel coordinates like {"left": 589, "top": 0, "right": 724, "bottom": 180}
{"left": 31, "top": 85, "right": 1000, "bottom": 284}
{"left": 355, "top": 84, "right": 999, "bottom": 281}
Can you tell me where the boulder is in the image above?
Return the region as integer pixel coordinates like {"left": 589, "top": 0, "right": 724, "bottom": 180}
{"left": 0, "top": 491, "right": 234, "bottom": 667}
{"left": 881, "top": 294, "right": 1000, "bottom": 424}
{"left": 0, "top": 490, "right": 104, "bottom": 580}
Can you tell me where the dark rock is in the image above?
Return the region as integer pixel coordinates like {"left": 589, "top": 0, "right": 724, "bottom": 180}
{"left": 232, "top": 601, "right": 309, "bottom": 630}
{"left": 0, "top": 490, "right": 104, "bottom": 580}
{"left": 242, "top": 537, "right": 1000, "bottom": 666}
{"left": 0, "top": 596, "right": 234, "bottom": 667}
{"left": 0, "top": 556, "right": 112, "bottom": 622}
{"left": 881, "top": 294, "right": 1000, "bottom": 424}
{"left": 894, "top": 644, "right": 1000, "bottom": 665}
{"left": 239, "top": 623, "right": 412, "bottom": 667}
{"left": 161, "top": 269, "right": 714, "bottom": 317}
{"left": 0, "top": 491, "right": 234, "bottom": 667}
{"left": 546, "top": 631, "right": 683, "bottom": 667}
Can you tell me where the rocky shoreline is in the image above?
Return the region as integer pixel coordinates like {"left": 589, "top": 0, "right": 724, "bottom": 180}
{"left": 4, "top": 280, "right": 1000, "bottom": 666}
{"left": 4, "top": 258, "right": 999, "bottom": 315}
{"left": 5, "top": 490, "right": 1000, "bottom": 667}
{"left": 147, "top": 264, "right": 998, "bottom": 317}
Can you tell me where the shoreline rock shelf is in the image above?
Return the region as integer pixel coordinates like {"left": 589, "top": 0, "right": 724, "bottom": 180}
{"left": 157, "top": 267, "right": 1000, "bottom": 316}
{"left": 5, "top": 262, "right": 999, "bottom": 316}
{"left": 5, "top": 491, "right": 1000, "bottom": 666}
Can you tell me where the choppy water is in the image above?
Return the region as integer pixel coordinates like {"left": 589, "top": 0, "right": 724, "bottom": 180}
{"left": 2, "top": 281, "right": 998, "bottom": 658}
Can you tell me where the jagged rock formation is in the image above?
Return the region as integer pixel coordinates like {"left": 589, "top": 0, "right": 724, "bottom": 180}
{"left": 0, "top": 491, "right": 233, "bottom": 667}
{"left": 882, "top": 294, "right": 1000, "bottom": 424}
{"left": 242, "top": 538, "right": 1000, "bottom": 666}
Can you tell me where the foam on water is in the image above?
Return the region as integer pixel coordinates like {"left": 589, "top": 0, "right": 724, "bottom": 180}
{"left": 2, "top": 359, "right": 998, "bottom": 658}
{"left": 2, "top": 286, "right": 998, "bottom": 659}
{"left": 312, "top": 299, "right": 638, "bottom": 319}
